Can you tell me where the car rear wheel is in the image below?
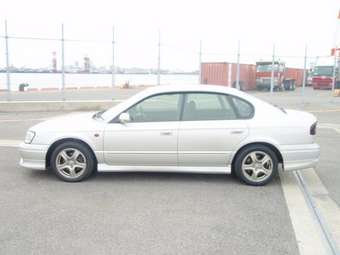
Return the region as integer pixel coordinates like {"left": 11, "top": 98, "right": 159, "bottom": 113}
{"left": 234, "top": 145, "right": 278, "bottom": 186}
{"left": 50, "top": 141, "right": 95, "bottom": 182}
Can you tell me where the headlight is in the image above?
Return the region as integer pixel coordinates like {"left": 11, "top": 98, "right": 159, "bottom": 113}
{"left": 24, "top": 131, "right": 36, "bottom": 144}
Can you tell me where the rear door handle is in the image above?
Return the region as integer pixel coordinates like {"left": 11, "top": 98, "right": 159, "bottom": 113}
{"left": 160, "top": 131, "right": 173, "bottom": 136}
{"left": 231, "top": 130, "right": 244, "bottom": 134}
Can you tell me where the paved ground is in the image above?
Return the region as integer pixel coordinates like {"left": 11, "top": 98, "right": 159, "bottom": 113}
{"left": 0, "top": 147, "right": 298, "bottom": 255}
{"left": 0, "top": 87, "right": 145, "bottom": 101}
{"left": 0, "top": 87, "right": 340, "bottom": 254}
{"left": 0, "top": 86, "right": 340, "bottom": 110}
{"left": 0, "top": 111, "right": 300, "bottom": 255}
{"left": 315, "top": 128, "right": 340, "bottom": 206}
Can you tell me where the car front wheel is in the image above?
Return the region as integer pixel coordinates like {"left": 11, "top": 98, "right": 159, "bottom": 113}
{"left": 50, "top": 141, "right": 95, "bottom": 182}
{"left": 234, "top": 145, "right": 278, "bottom": 186}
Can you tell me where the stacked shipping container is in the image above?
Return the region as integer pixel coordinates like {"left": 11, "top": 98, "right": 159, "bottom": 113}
{"left": 201, "top": 62, "right": 304, "bottom": 90}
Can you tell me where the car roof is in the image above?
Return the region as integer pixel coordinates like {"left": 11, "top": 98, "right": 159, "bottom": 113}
{"left": 142, "top": 84, "right": 242, "bottom": 95}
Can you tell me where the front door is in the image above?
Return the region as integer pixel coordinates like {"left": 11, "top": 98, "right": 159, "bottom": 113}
{"left": 103, "top": 93, "right": 182, "bottom": 166}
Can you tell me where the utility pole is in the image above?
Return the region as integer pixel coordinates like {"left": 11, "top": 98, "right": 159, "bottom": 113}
{"left": 157, "top": 30, "right": 161, "bottom": 86}
{"left": 332, "top": 50, "right": 337, "bottom": 92}
{"left": 112, "top": 26, "right": 115, "bottom": 88}
{"left": 61, "top": 23, "right": 65, "bottom": 100}
{"left": 236, "top": 40, "right": 241, "bottom": 90}
{"left": 270, "top": 44, "right": 275, "bottom": 93}
{"left": 302, "top": 44, "right": 307, "bottom": 99}
{"left": 199, "top": 40, "right": 202, "bottom": 84}
{"left": 4, "top": 20, "right": 11, "bottom": 101}
{"left": 332, "top": 10, "right": 340, "bottom": 92}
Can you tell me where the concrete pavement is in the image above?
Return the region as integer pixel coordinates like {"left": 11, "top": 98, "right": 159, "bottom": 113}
{"left": 1, "top": 87, "right": 340, "bottom": 254}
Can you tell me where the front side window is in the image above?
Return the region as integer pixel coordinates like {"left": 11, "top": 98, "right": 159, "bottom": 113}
{"left": 127, "top": 93, "right": 181, "bottom": 122}
{"left": 182, "top": 93, "right": 236, "bottom": 121}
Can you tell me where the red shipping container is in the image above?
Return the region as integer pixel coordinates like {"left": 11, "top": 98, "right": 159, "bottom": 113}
{"left": 285, "top": 68, "right": 304, "bottom": 87}
{"left": 201, "top": 62, "right": 256, "bottom": 90}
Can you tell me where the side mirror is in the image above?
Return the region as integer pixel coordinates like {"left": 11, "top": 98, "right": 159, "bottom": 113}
{"left": 119, "top": 112, "right": 130, "bottom": 123}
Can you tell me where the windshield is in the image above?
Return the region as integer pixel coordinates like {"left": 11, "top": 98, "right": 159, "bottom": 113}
{"left": 313, "top": 66, "right": 334, "bottom": 76}
{"left": 256, "top": 64, "right": 279, "bottom": 72}
{"left": 100, "top": 91, "right": 149, "bottom": 121}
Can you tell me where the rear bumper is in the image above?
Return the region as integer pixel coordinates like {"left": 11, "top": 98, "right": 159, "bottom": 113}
{"left": 19, "top": 142, "right": 48, "bottom": 170}
{"left": 281, "top": 143, "right": 320, "bottom": 171}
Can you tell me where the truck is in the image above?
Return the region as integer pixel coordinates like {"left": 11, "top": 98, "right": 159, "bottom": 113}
{"left": 311, "top": 65, "right": 335, "bottom": 90}
{"left": 255, "top": 61, "right": 300, "bottom": 91}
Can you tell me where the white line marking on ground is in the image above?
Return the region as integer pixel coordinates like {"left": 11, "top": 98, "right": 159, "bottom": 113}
{"left": 0, "top": 100, "right": 123, "bottom": 103}
{"left": 280, "top": 171, "right": 330, "bottom": 255}
{"left": 0, "top": 111, "right": 82, "bottom": 123}
{"left": 300, "top": 170, "right": 340, "bottom": 252}
{"left": 309, "top": 109, "right": 340, "bottom": 113}
{"left": 0, "top": 139, "right": 22, "bottom": 147}
{"left": 0, "top": 118, "right": 47, "bottom": 123}
{"left": 318, "top": 123, "right": 340, "bottom": 134}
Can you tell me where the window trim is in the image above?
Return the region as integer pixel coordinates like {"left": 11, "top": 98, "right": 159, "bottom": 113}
{"left": 110, "top": 91, "right": 255, "bottom": 123}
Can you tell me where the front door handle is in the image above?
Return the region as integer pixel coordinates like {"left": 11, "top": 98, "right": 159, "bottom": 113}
{"left": 160, "top": 131, "right": 172, "bottom": 136}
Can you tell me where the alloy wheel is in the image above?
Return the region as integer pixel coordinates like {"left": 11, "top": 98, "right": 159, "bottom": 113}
{"left": 55, "top": 148, "right": 87, "bottom": 179}
{"left": 241, "top": 151, "right": 273, "bottom": 183}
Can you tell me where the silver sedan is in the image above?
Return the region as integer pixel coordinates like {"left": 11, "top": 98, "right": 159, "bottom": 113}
{"left": 19, "top": 85, "right": 320, "bottom": 186}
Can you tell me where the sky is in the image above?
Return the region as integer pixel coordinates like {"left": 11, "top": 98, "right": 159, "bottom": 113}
{"left": 0, "top": 0, "right": 339, "bottom": 71}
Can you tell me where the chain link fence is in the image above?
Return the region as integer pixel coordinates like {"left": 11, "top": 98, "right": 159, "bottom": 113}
{"left": 0, "top": 21, "right": 339, "bottom": 101}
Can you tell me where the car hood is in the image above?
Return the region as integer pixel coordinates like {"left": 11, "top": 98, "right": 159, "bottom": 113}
{"left": 30, "top": 112, "right": 105, "bottom": 132}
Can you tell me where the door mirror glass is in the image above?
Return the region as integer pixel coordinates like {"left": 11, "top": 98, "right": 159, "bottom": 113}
{"left": 119, "top": 112, "right": 131, "bottom": 123}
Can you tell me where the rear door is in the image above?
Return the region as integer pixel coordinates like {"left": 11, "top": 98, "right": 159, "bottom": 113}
{"left": 178, "top": 93, "right": 249, "bottom": 167}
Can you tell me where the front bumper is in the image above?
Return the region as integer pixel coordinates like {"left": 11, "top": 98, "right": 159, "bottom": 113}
{"left": 281, "top": 143, "right": 320, "bottom": 171}
{"left": 19, "top": 142, "right": 48, "bottom": 170}
{"left": 312, "top": 83, "right": 332, "bottom": 89}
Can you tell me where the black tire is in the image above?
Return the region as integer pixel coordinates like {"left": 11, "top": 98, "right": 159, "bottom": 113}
{"left": 234, "top": 144, "right": 278, "bottom": 186}
{"left": 50, "top": 141, "right": 95, "bottom": 182}
{"left": 291, "top": 81, "right": 296, "bottom": 91}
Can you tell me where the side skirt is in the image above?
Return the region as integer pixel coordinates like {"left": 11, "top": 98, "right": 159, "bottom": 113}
{"left": 97, "top": 164, "right": 231, "bottom": 174}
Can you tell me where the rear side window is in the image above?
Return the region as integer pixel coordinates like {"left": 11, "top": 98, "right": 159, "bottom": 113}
{"left": 230, "top": 96, "right": 254, "bottom": 119}
{"left": 182, "top": 93, "right": 237, "bottom": 121}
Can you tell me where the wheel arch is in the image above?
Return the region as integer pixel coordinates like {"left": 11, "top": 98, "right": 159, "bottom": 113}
{"left": 45, "top": 138, "right": 98, "bottom": 169}
{"left": 231, "top": 142, "right": 283, "bottom": 173}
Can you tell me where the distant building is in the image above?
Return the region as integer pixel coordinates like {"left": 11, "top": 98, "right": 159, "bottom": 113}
{"left": 84, "top": 56, "right": 90, "bottom": 73}
{"left": 52, "top": 52, "right": 57, "bottom": 72}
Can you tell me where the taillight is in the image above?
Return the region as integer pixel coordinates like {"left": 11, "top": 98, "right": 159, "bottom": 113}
{"left": 310, "top": 122, "right": 317, "bottom": 135}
